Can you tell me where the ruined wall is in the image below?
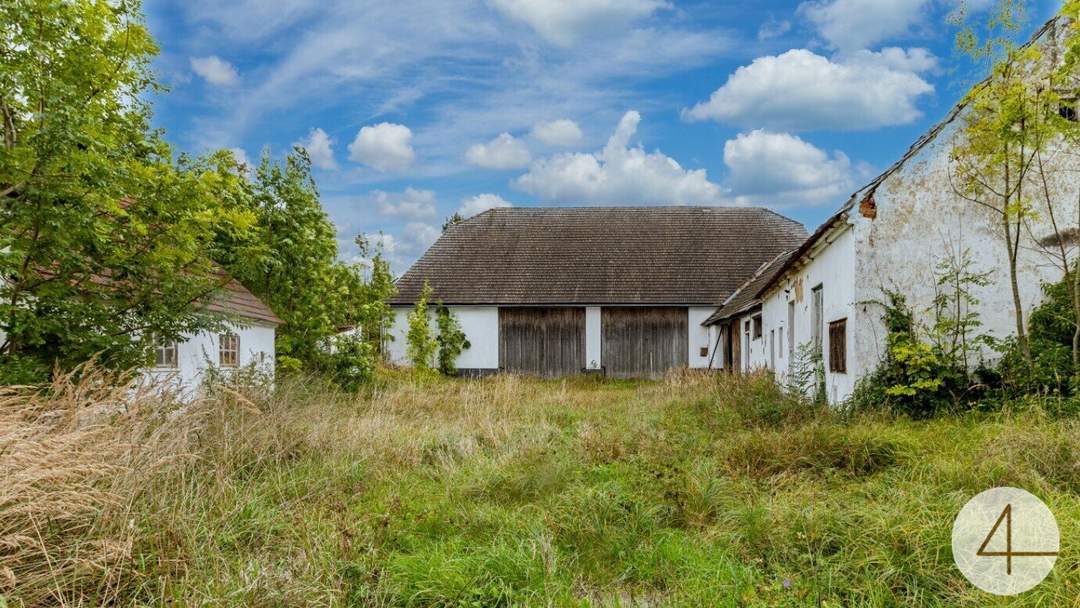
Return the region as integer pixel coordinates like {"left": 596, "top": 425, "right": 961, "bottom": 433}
{"left": 850, "top": 118, "right": 1080, "bottom": 376}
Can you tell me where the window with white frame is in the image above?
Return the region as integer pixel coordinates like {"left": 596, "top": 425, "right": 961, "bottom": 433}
{"left": 219, "top": 333, "right": 240, "bottom": 367}
{"left": 154, "top": 336, "right": 178, "bottom": 368}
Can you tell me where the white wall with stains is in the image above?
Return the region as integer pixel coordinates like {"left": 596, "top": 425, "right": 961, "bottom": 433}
{"left": 759, "top": 224, "right": 857, "bottom": 402}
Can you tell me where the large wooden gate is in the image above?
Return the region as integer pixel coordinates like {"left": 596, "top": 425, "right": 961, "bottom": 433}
{"left": 602, "top": 307, "right": 688, "bottom": 379}
{"left": 499, "top": 307, "right": 586, "bottom": 377}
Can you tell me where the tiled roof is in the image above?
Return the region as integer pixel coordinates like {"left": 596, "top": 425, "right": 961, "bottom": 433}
{"left": 391, "top": 207, "right": 808, "bottom": 305}
{"left": 703, "top": 250, "right": 793, "bottom": 325}
{"left": 204, "top": 271, "right": 283, "bottom": 326}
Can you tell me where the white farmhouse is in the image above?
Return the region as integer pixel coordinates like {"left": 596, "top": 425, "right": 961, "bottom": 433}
{"left": 706, "top": 16, "right": 1080, "bottom": 404}
{"left": 387, "top": 207, "right": 806, "bottom": 378}
{"left": 145, "top": 276, "right": 281, "bottom": 396}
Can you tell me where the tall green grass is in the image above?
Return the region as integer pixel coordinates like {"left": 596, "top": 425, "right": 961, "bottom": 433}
{"left": 1, "top": 369, "right": 1076, "bottom": 606}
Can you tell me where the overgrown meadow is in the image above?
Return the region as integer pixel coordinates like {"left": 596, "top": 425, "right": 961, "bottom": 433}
{"left": 2, "top": 369, "right": 1077, "bottom": 607}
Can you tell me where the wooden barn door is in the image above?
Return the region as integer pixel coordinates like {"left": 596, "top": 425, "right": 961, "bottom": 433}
{"left": 499, "top": 307, "right": 586, "bottom": 377}
{"left": 602, "top": 307, "right": 688, "bottom": 379}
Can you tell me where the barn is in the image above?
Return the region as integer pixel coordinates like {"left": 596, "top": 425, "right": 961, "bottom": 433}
{"left": 388, "top": 207, "right": 807, "bottom": 378}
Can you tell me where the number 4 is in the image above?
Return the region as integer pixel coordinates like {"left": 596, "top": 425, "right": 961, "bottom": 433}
{"left": 977, "top": 504, "right": 1058, "bottom": 575}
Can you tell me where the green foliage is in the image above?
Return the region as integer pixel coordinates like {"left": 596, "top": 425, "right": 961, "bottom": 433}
{"left": 850, "top": 292, "right": 969, "bottom": 418}
{"left": 784, "top": 341, "right": 826, "bottom": 406}
{"left": 350, "top": 236, "right": 398, "bottom": 358}
{"left": 927, "top": 249, "right": 993, "bottom": 372}
{"left": 0, "top": 0, "right": 254, "bottom": 379}
{"left": 220, "top": 149, "right": 347, "bottom": 365}
{"left": 442, "top": 212, "right": 465, "bottom": 231}
{"left": 406, "top": 282, "right": 437, "bottom": 371}
{"left": 999, "top": 271, "right": 1080, "bottom": 396}
{"left": 435, "top": 304, "right": 471, "bottom": 375}
{"left": 316, "top": 334, "right": 376, "bottom": 392}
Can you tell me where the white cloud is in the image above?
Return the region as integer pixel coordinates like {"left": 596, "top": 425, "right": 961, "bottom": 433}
{"left": 465, "top": 133, "right": 532, "bottom": 169}
{"left": 682, "top": 48, "right": 935, "bottom": 131}
{"left": 348, "top": 122, "right": 415, "bottom": 172}
{"left": 459, "top": 193, "right": 513, "bottom": 217}
{"left": 798, "top": 0, "right": 930, "bottom": 51}
{"left": 757, "top": 17, "right": 792, "bottom": 41}
{"left": 362, "top": 222, "right": 441, "bottom": 273}
{"left": 531, "top": 119, "right": 584, "bottom": 146}
{"left": 723, "top": 130, "right": 869, "bottom": 206}
{"left": 371, "top": 187, "right": 438, "bottom": 219}
{"left": 295, "top": 127, "right": 338, "bottom": 170}
{"left": 229, "top": 147, "right": 251, "bottom": 168}
{"left": 190, "top": 55, "right": 240, "bottom": 86}
{"left": 515, "top": 111, "right": 725, "bottom": 204}
{"left": 487, "top": 0, "right": 669, "bottom": 47}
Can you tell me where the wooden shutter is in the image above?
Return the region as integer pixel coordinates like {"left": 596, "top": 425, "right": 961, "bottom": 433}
{"left": 828, "top": 318, "right": 847, "bottom": 373}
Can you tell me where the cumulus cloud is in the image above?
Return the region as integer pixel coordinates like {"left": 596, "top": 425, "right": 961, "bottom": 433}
{"left": 723, "top": 130, "right": 871, "bottom": 206}
{"left": 362, "top": 222, "right": 442, "bottom": 273}
{"left": 459, "top": 193, "right": 513, "bottom": 217}
{"left": 531, "top": 119, "right": 584, "bottom": 146}
{"left": 190, "top": 55, "right": 240, "bottom": 86}
{"left": 371, "top": 187, "right": 438, "bottom": 219}
{"left": 682, "top": 48, "right": 935, "bottom": 131}
{"left": 798, "top": 0, "right": 931, "bottom": 51}
{"left": 296, "top": 127, "right": 337, "bottom": 170}
{"left": 487, "top": 0, "right": 669, "bottom": 47}
{"left": 348, "top": 122, "right": 416, "bottom": 172}
{"left": 515, "top": 111, "right": 724, "bottom": 204}
{"left": 465, "top": 133, "right": 532, "bottom": 169}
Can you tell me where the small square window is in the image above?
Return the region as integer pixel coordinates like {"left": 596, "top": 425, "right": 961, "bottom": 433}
{"left": 154, "top": 337, "right": 178, "bottom": 368}
{"left": 1060, "top": 100, "right": 1078, "bottom": 122}
{"left": 752, "top": 315, "right": 763, "bottom": 339}
{"left": 219, "top": 333, "right": 240, "bottom": 367}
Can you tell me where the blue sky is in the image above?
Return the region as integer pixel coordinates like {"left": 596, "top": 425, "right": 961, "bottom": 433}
{"left": 144, "top": 0, "right": 1061, "bottom": 273}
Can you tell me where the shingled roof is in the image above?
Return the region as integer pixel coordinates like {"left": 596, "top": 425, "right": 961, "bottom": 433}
{"left": 204, "top": 272, "right": 283, "bottom": 326}
{"left": 391, "top": 207, "right": 808, "bottom": 306}
{"left": 703, "top": 250, "right": 794, "bottom": 326}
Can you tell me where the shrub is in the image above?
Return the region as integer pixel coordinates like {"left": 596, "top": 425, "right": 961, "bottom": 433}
{"left": 998, "top": 271, "right": 1079, "bottom": 396}
{"left": 406, "top": 281, "right": 437, "bottom": 371}
{"left": 849, "top": 292, "right": 969, "bottom": 417}
{"left": 316, "top": 333, "right": 376, "bottom": 391}
{"left": 435, "top": 304, "right": 471, "bottom": 375}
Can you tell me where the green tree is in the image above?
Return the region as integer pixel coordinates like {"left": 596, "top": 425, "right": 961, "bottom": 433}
{"left": 406, "top": 282, "right": 436, "bottom": 371}
{"left": 436, "top": 304, "right": 470, "bottom": 375}
{"left": 351, "top": 235, "right": 397, "bottom": 358}
{"left": 220, "top": 148, "right": 353, "bottom": 367}
{"left": 949, "top": 0, "right": 1076, "bottom": 369}
{"left": 0, "top": 0, "right": 253, "bottom": 380}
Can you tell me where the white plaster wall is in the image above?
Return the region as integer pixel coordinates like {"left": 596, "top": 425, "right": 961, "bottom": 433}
{"left": 734, "top": 312, "right": 769, "bottom": 373}
{"left": 688, "top": 307, "right": 716, "bottom": 368}
{"left": 585, "top": 307, "right": 602, "bottom": 369}
{"left": 762, "top": 224, "right": 857, "bottom": 403}
{"left": 851, "top": 118, "right": 1080, "bottom": 381}
{"left": 144, "top": 321, "right": 276, "bottom": 398}
{"left": 387, "top": 305, "right": 499, "bottom": 370}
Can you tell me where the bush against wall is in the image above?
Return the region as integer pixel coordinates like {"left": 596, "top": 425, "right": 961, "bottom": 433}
{"left": 406, "top": 282, "right": 437, "bottom": 371}
{"left": 436, "top": 304, "right": 471, "bottom": 375}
